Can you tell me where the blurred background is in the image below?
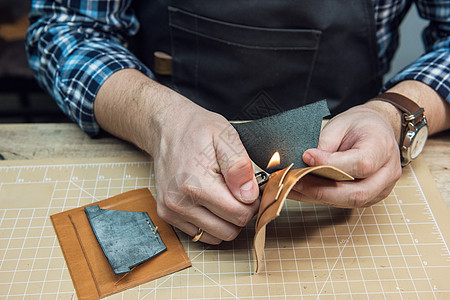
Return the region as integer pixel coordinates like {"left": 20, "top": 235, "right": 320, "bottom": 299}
{"left": 0, "top": 1, "right": 426, "bottom": 124}
{"left": 0, "top": 0, "right": 68, "bottom": 123}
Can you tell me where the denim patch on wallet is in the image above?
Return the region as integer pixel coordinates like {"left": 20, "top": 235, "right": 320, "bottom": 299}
{"left": 84, "top": 205, "right": 166, "bottom": 275}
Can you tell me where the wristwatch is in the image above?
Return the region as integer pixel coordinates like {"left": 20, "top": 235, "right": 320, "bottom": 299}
{"left": 373, "top": 92, "right": 428, "bottom": 166}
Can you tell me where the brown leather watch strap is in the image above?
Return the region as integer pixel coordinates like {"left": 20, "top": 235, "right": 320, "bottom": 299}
{"left": 373, "top": 92, "right": 424, "bottom": 124}
{"left": 372, "top": 92, "right": 428, "bottom": 166}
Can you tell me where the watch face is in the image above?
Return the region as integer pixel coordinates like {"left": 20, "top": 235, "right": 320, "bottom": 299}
{"left": 410, "top": 125, "right": 428, "bottom": 159}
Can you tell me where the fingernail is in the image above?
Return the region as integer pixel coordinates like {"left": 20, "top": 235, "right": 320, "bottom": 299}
{"left": 240, "top": 180, "right": 257, "bottom": 202}
{"left": 303, "top": 152, "right": 315, "bottom": 166}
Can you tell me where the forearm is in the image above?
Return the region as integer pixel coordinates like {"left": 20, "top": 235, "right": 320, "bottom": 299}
{"left": 94, "top": 69, "right": 194, "bottom": 156}
{"left": 364, "top": 80, "right": 450, "bottom": 143}
{"left": 94, "top": 69, "right": 163, "bottom": 155}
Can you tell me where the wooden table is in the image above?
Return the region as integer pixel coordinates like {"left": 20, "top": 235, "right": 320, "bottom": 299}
{"left": 1, "top": 123, "right": 449, "bottom": 207}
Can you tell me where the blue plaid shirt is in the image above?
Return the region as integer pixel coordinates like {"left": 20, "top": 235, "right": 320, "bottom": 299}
{"left": 26, "top": 0, "right": 450, "bottom": 136}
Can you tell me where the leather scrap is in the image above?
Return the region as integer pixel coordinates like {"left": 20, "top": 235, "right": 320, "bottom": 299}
{"left": 253, "top": 165, "right": 354, "bottom": 273}
{"left": 84, "top": 205, "right": 166, "bottom": 275}
{"left": 50, "top": 188, "right": 191, "bottom": 300}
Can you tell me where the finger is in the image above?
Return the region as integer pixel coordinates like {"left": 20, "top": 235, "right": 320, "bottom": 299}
{"left": 292, "top": 165, "right": 399, "bottom": 208}
{"left": 214, "top": 125, "right": 259, "bottom": 204}
{"left": 159, "top": 164, "right": 258, "bottom": 229}
{"left": 157, "top": 201, "right": 239, "bottom": 244}
{"left": 315, "top": 118, "right": 348, "bottom": 152}
{"left": 188, "top": 227, "right": 224, "bottom": 245}
{"left": 194, "top": 173, "right": 260, "bottom": 227}
{"left": 293, "top": 183, "right": 396, "bottom": 208}
{"left": 286, "top": 189, "right": 303, "bottom": 201}
{"left": 181, "top": 222, "right": 223, "bottom": 245}
{"left": 186, "top": 205, "right": 243, "bottom": 241}
{"left": 303, "top": 146, "right": 392, "bottom": 179}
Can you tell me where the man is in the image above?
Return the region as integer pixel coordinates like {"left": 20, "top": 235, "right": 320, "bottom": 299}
{"left": 27, "top": 0, "right": 450, "bottom": 244}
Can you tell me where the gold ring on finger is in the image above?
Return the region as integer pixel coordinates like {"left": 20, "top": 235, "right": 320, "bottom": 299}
{"left": 192, "top": 228, "right": 204, "bottom": 242}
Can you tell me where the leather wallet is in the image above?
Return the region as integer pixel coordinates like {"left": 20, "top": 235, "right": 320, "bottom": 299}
{"left": 51, "top": 188, "right": 191, "bottom": 300}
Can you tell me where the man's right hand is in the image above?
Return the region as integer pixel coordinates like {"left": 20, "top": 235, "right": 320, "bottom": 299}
{"left": 94, "top": 69, "right": 260, "bottom": 244}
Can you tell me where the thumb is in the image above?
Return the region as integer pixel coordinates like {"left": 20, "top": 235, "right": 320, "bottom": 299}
{"left": 302, "top": 117, "right": 348, "bottom": 167}
{"left": 214, "top": 126, "right": 259, "bottom": 204}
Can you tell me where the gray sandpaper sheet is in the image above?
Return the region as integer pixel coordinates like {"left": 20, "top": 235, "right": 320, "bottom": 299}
{"left": 232, "top": 100, "right": 330, "bottom": 172}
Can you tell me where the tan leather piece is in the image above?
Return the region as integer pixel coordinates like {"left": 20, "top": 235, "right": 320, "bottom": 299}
{"left": 256, "top": 164, "right": 293, "bottom": 225}
{"left": 51, "top": 188, "right": 191, "bottom": 300}
{"left": 253, "top": 166, "right": 354, "bottom": 273}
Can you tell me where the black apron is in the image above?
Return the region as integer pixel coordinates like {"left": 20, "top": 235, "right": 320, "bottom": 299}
{"left": 130, "top": 0, "right": 382, "bottom": 120}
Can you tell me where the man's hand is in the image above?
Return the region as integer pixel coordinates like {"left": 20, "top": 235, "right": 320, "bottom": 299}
{"left": 290, "top": 80, "right": 450, "bottom": 208}
{"left": 94, "top": 69, "right": 259, "bottom": 244}
{"left": 290, "top": 104, "right": 402, "bottom": 207}
{"left": 151, "top": 100, "right": 260, "bottom": 245}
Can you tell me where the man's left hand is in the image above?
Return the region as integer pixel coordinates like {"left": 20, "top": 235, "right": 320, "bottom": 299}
{"left": 290, "top": 104, "right": 403, "bottom": 208}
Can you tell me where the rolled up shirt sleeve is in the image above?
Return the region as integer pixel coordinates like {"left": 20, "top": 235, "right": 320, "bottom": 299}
{"left": 384, "top": 0, "right": 450, "bottom": 103}
{"left": 26, "top": 0, "right": 154, "bottom": 136}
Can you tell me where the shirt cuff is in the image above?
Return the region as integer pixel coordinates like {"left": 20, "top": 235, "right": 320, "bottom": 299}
{"left": 58, "top": 42, "right": 154, "bottom": 137}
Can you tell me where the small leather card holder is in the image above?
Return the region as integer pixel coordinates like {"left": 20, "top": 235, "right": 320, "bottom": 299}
{"left": 51, "top": 188, "right": 191, "bottom": 300}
